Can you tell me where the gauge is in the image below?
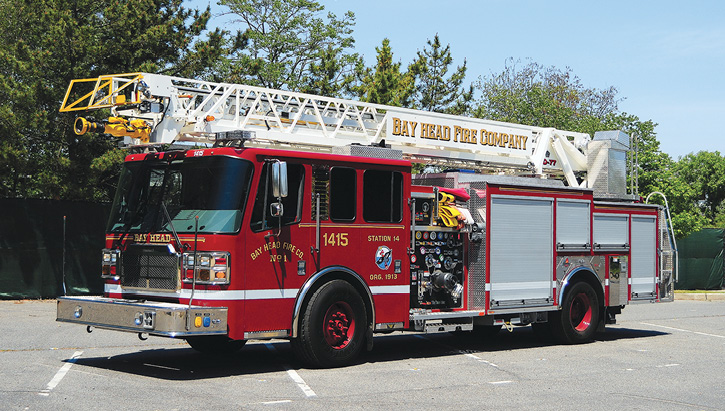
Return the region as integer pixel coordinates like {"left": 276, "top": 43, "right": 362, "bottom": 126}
{"left": 415, "top": 231, "right": 422, "bottom": 240}
{"left": 425, "top": 253, "right": 437, "bottom": 268}
{"left": 422, "top": 202, "right": 430, "bottom": 212}
{"left": 430, "top": 232, "right": 437, "bottom": 240}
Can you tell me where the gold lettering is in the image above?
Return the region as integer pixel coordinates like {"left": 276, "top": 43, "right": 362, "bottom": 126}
{"left": 392, "top": 118, "right": 401, "bottom": 135}
{"left": 410, "top": 121, "right": 418, "bottom": 137}
{"left": 401, "top": 120, "right": 410, "bottom": 136}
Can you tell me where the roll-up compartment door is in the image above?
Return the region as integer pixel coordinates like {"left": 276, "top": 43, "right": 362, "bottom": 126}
{"left": 556, "top": 200, "right": 590, "bottom": 251}
{"left": 631, "top": 216, "right": 657, "bottom": 299}
{"left": 489, "top": 196, "right": 554, "bottom": 307}
{"left": 593, "top": 214, "right": 628, "bottom": 251}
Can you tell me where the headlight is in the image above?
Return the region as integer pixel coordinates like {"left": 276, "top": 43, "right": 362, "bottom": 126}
{"left": 182, "top": 251, "right": 230, "bottom": 285}
{"left": 101, "top": 249, "right": 121, "bottom": 280}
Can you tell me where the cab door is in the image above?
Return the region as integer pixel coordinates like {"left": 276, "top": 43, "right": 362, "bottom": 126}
{"left": 244, "top": 160, "right": 310, "bottom": 334}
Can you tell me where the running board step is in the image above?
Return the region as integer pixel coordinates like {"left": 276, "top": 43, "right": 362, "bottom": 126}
{"left": 423, "top": 319, "right": 474, "bottom": 334}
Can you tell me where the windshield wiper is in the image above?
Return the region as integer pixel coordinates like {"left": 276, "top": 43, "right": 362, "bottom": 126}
{"left": 161, "top": 201, "right": 184, "bottom": 253}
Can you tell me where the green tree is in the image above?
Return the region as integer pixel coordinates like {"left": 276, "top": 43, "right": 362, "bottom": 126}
{"left": 474, "top": 58, "right": 621, "bottom": 130}
{"left": 219, "top": 0, "right": 360, "bottom": 95}
{"left": 351, "top": 38, "right": 415, "bottom": 106}
{"left": 676, "top": 151, "right": 725, "bottom": 224}
{"left": 0, "top": 0, "right": 224, "bottom": 200}
{"left": 410, "top": 34, "right": 472, "bottom": 114}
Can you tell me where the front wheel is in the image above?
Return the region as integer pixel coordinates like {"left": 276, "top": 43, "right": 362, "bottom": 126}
{"left": 550, "top": 281, "right": 600, "bottom": 344}
{"left": 292, "top": 280, "right": 367, "bottom": 368}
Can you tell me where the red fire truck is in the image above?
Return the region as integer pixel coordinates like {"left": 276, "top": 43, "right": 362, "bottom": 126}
{"left": 56, "top": 73, "right": 676, "bottom": 367}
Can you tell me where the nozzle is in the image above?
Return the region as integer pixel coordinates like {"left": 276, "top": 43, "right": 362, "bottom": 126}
{"left": 72, "top": 116, "right": 151, "bottom": 143}
{"left": 74, "top": 117, "right": 104, "bottom": 135}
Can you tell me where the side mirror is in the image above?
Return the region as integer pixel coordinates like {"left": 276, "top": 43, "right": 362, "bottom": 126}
{"left": 271, "top": 161, "right": 288, "bottom": 198}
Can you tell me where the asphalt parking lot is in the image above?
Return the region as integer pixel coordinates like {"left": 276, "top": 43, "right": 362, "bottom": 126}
{"left": 2, "top": 299, "right": 724, "bottom": 410}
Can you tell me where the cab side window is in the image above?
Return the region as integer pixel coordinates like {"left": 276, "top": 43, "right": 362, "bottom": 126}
{"left": 330, "top": 167, "right": 356, "bottom": 221}
{"left": 250, "top": 163, "right": 305, "bottom": 232}
{"left": 363, "top": 170, "right": 403, "bottom": 223}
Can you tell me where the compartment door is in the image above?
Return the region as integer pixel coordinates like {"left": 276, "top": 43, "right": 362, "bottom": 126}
{"left": 489, "top": 196, "right": 554, "bottom": 308}
{"left": 631, "top": 216, "right": 657, "bottom": 300}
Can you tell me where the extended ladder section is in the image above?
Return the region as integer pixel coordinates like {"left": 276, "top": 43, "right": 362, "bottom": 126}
{"left": 61, "top": 73, "right": 612, "bottom": 188}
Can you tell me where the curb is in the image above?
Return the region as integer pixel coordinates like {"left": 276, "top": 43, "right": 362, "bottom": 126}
{"left": 675, "top": 292, "right": 725, "bottom": 301}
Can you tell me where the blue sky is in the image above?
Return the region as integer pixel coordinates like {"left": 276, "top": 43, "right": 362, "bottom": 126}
{"left": 194, "top": 0, "right": 725, "bottom": 159}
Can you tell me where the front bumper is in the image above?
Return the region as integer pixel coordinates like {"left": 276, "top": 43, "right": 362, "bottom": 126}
{"left": 57, "top": 296, "right": 228, "bottom": 338}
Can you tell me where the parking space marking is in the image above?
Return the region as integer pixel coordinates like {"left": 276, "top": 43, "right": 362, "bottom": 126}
{"left": 414, "top": 335, "right": 500, "bottom": 368}
{"left": 39, "top": 351, "right": 83, "bottom": 396}
{"left": 641, "top": 322, "right": 725, "bottom": 339}
{"left": 264, "top": 343, "right": 317, "bottom": 398}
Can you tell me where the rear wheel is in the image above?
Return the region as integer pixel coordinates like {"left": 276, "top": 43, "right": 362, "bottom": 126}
{"left": 551, "top": 281, "right": 600, "bottom": 344}
{"left": 186, "top": 335, "right": 246, "bottom": 354}
{"left": 292, "top": 280, "right": 367, "bottom": 368}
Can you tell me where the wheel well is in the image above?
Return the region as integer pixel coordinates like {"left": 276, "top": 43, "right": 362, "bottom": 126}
{"left": 560, "top": 269, "right": 605, "bottom": 313}
{"left": 291, "top": 266, "right": 375, "bottom": 339}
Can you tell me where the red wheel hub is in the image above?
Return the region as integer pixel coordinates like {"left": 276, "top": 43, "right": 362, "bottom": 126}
{"left": 570, "top": 292, "right": 593, "bottom": 332}
{"left": 323, "top": 301, "right": 356, "bottom": 349}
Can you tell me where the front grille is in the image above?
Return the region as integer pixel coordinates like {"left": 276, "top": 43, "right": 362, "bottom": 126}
{"left": 121, "top": 244, "right": 180, "bottom": 290}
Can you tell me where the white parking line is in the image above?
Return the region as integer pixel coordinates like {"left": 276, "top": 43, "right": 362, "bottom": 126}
{"left": 641, "top": 322, "right": 725, "bottom": 339}
{"left": 264, "top": 343, "right": 317, "bottom": 398}
{"left": 415, "top": 335, "right": 500, "bottom": 368}
{"left": 39, "top": 351, "right": 83, "bottom": 396}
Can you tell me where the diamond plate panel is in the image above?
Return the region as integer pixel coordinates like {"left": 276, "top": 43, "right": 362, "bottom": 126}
{"left": 467, "top": 187, "right": 487, "bottom": 310}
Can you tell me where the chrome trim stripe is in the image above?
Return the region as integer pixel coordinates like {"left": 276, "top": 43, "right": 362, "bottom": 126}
{"left": 370, "top": 285, "right": 409, "bottom": 294}
{"left": 105, "top": 283, "right": 409, "bottom": 300}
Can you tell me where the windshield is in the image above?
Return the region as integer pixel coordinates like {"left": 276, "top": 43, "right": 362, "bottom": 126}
{"left": 107, "top": 156, "right": 254, "bottom": 234}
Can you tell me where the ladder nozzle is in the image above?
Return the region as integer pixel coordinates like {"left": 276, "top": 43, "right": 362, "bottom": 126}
{"left": 74, "top": 117, "right": 105, "bottom": 135}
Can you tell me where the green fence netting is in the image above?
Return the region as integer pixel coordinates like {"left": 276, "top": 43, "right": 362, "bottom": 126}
{"left": 0, "top": 199, "right": 109, "bottom": 299}
{"left": 676, "top": 228, "right": 725, "bottom": 290}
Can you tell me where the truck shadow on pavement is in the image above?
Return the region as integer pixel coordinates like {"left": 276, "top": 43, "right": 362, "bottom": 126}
{"left": 72, "top": 325, "right": 667, "bottom": 380}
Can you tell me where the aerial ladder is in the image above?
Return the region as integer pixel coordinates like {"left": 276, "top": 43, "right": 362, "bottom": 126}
{"left": 61, "top": 72, "right": 598, "bottom": 188}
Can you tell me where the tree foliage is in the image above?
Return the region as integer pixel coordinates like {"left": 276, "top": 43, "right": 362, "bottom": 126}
{"left": 0, "top": 0, "right": 224, "bottom": 200}
{"left": 474, "top": 58, "right": 621, "bottom": 131}
{"left": 350, "top": 38, "right": 415, "bottom": 106}
{"left": 219, "top": 0, "right": 360, "bottom": 95}
{"left": 676, "top": 151, "right": 725, "bottom": 223}
{"left": 410, "top": 34, "right": 472, "bottom": 114}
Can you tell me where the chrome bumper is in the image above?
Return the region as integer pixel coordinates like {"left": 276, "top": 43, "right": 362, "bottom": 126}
{"left": 56, "top": 296, "right": 228, "bottom": 338}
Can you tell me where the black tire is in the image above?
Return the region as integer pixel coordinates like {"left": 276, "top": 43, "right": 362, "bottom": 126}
{"left": 292, "top": 280, "right": 367, "bottom": 368}
{"left": 551, "top": 281, "right": 600, "bottom": 344}
{"left": 186, "top": 335, "right": 246, "bottom": 354}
